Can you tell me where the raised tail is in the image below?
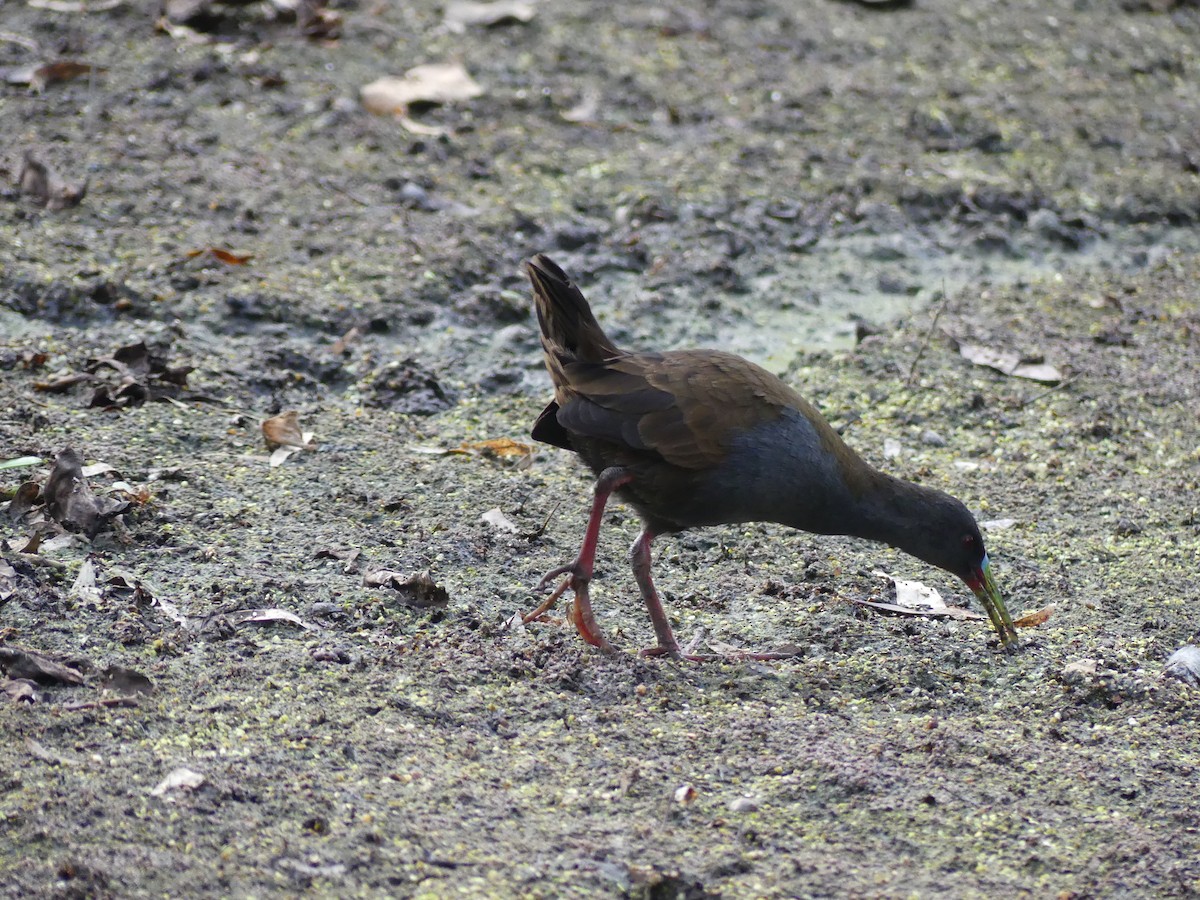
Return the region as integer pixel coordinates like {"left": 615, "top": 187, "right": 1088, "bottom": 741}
{"left": 526, "top": 254, "right": 620, "bottom": 364}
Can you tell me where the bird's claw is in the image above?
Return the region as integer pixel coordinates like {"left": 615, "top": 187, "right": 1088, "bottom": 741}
{"left": 523, "top": 562, "right": 615, "bottom": 653}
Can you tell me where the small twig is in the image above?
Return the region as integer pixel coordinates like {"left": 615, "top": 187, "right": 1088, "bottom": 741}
{"left": 522, "top": 502, "right": 559, "bottom": 541}
{"left": 317, "top": 176, "right": 373, "bottom": 208}
{"left": 62, "top": 697, "right": 140, "bottom": 711}
{"left": 903, "top": 282, "right": 952, "bottom": 394}
{"left": 0, "top": 31, "right": 40, "bottom": 52}
{"left": 1018, "top": 373, "right": 1079, "bottom": 409}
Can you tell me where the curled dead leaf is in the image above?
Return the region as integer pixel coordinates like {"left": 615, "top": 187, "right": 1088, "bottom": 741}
{"left": 262, "top": 410, "right": 314, "bottom": 449}
{"left": 481, "top": 507, "right": 518, "bottom": 534}
{"left": 17, "top": 152, "right": 87, "bottom": 210}
{"left": 44, "top": 448, "right": 129, "bottom": 538}
{"left": 361, "top": 63, "right": 484, "bottom": 115}
{"left": 185, "top": 247, "right": 253, "bottom": 266}
{"left": 150, "top": 767, "right": 206, "bottom": 797}
{"left": 958, "top": 342, "right": 1063, "bottom": 384}
{"left": 363, "top": 569, "right": 449, "bottom": 609}
{"left": 444, "top": 0, "right": 536, "bottom": 30}
{"left": 0, "top": 646, "right": 86, "bottom": 685}
{"left": 1013, "top": 605, "right": 1054, "bottom": 628}
{"left": 461, "top": 438, "right": 533, "bottom": 460}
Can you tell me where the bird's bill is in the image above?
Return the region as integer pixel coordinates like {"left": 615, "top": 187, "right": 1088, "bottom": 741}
{"left": 966, "top": 555, "right": 1018, "bottom": 647}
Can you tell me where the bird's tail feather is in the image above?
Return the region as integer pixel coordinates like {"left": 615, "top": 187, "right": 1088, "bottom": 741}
{"left": 526, "top": 254, "right": 619, "bottom": 364}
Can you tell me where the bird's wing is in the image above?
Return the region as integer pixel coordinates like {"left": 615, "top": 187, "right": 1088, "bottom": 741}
{"left": 553, "top": 349, "right": 812, "bottom": 470}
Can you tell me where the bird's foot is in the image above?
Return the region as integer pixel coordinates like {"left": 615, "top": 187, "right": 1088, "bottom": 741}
{"left": 523, "top": 566, "right": 616, "bottom": 654}
{"left": 522, "top": 569, "right": 576, "bottom": 624}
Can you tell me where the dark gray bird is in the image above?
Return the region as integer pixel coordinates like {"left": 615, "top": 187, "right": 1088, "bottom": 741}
{"left": 523, "top": 254, "right": 1017, "bottom": 658}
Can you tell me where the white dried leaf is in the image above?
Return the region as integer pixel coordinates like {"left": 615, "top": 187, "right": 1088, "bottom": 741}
{"left": 481, "top": 507, "right": 518, "bottom": 534}
{"left": 151, "top": 767, "right": 206, "bottom": 796}
{"left": 361, "top": 63, "right": 484, "bottom": 115}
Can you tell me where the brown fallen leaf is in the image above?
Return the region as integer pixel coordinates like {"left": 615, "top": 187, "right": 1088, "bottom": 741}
{"left": 33, "top": 372, "right": 94, "bottom": 393}
{"left": 185, "top": 247, "right": 253, "bottom": 266}
{"left": 460, "top": 438, "right": 534, "bottom": 460}
{"left": 0, "top": 646, "right": 86, "bottom": 685}
{"left": 43, "top": 449, "right": 129, "bottom": 538}
{"left": 363, "top": 569, "right": 449, "bottom": 609}
{"left": 17, "top": 152, "right": 88, "bottom": 210}
{"left": 63, "top": 697, "right": 139, "bottom": 711}
{"left": 361, "top": 63, "right": 484, "bottom": 116}
{"left": 3, "top": 678, "right": 40, "bottom": 703}
{"left": 31, "top": 61, "right": 104, "bottom": 90}
{"left": 314, "top": 547, "right": 361, "bottom": 573}
{"left": 6, "top": 482, "right": 41, "bottom": 522}
{"left": 262, "top": 410, "right": 313, "bottom": 449}
{"left": 99, "top": 665, "right": 155, "bottom": 696}
{"left": 1013, "top": 605, "right": 1054, "bottom": 628}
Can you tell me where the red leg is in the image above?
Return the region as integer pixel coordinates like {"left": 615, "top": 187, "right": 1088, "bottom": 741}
{"left": 524, "top": 467, "right": 632, "bottom": 653}
{"left": 632, "top": 530, "right": 801, "bottom": 663}
{"left": 630, "top": 529, "right": 684, "bottom": 658}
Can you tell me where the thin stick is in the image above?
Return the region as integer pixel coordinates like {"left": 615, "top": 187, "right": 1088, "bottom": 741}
{"left": 1019, "top": 373, "right": 1079, "bottom": 409}
{"left": 903, "top": 280, "right": 952, "bottom": 393}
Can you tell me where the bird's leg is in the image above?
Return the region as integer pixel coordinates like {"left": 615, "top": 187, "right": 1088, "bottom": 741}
{"left": 633, "top": 531, "right": 801, "bottom": 663}
{"left": 524, "top": 467, "right": 633, "bottom": 653}
{"left": 630, "top": 529, "right": 685, "bottom": 658}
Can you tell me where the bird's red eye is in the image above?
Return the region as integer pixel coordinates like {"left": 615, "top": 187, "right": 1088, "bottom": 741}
{"left": 962, "top": 534, "right": 976, "bottom": 547}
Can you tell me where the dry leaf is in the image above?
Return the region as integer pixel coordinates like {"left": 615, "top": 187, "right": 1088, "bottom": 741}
{"left": 6, "top": 482, "right": 41, "bottom": 522}
{"left": 1164, "top": 645, "right": 1200, "bottom": 685}
{"left": 444, "top": 0, "right": 536, "bottom": 30}
{"left": 31, "top": 61, "right": 104, "bottom": 90}
{"left": 71, "top": 559, "right": 102, "bottom": 604}
{"left": 185, "top": 247, "right": 253, "bottom": 265}
{"left": 461, "top": 438, "right": 533, "bottom": 460}
{"left": 854, "top": 572, "right": 986, "bottom": 620}
{"left": 674, "top": 784, "right": 697, "bottom": 805}
{"left": 363, "top": 569, "right": 449, "bottom": 609}
{"left": 17, "top": 152, "right": 87, "bottom": 209}
{"left": 0, "top": 559, "right": 16, "bottom": 602}
{"left": 99, "top": 665, "right": 155, "bottom": 696}
{"left": 3, "top": 679, "right": 40, "bottom": 703}
{"left": 560, "top": 92, "right": 599, "bottom": 124}
{"left": 44, "top": 448, "right": 129, "bottom": 538}
{"left": 24, "top": 737, "right": 82, "bottom": 764}
{"left": 262, "top": 410, "right": 315, "bottom": 465}
{"left": 361, "top": 63, "right": 484, "bottom": 115}
{"left": 980, "top": 518, "right": 1017, "bottom": 531}
{"left": 958, "top": 343, "right": 1063, "bottom": 384}
{"left": 151, "top": 767, "right": 206, "bottom": 797}
{"left": 1013, "top": 605, "right": 1054, "bottom": 628}
{"left": 238, "top": 608, "right": 314, "bottom": 630}
{"left": 481, "top": 507, "right": 518, "bottom": 534}
{"left": 0, "top": 646, "right": 86, "bottom": 685}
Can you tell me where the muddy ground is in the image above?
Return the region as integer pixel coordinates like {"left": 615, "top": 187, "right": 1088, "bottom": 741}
{"left": 2, "top": 0, "right": 1200, "bottom": 897}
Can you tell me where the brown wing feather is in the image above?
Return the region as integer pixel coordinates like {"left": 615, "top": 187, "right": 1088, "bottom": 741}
{"left": 526, "top": 253, "right": 840, "bottom": 472}
{"left": 552, "top": 350, "right": 810, "bottom": 470}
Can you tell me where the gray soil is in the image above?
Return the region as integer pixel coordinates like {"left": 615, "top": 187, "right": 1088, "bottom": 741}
{"left": 3, "top": 1, "right": 1200, "bottom": 897}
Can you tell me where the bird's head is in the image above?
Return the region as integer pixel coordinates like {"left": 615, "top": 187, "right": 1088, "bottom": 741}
{"left": 893, "top": 488, "right": 1019, "bottom": 647}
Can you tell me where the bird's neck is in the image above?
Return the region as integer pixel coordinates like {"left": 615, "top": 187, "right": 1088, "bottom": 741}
{"left": 851, "top": 470, "right": 939, "bottom": 557}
